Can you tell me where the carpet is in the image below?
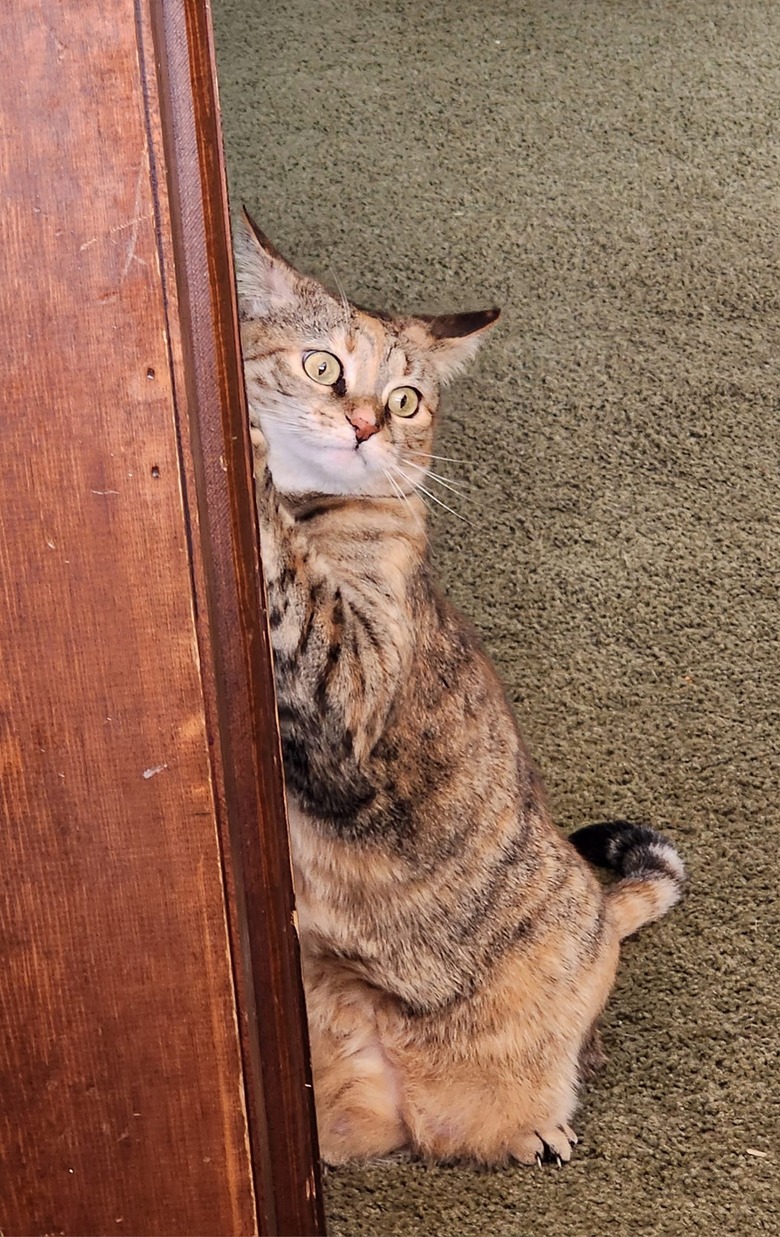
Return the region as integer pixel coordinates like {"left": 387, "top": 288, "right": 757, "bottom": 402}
{"left": 212, "top": 2, "right": 780, "bottom": 1233}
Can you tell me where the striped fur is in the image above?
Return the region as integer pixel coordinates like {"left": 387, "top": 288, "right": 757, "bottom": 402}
{"left": 236, "top": 216, "right": 685, "bottom": 1167}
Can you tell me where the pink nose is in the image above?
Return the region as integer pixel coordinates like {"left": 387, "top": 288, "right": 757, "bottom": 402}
{"left": 346, "top": 409, "right": 380, "bottom": 444}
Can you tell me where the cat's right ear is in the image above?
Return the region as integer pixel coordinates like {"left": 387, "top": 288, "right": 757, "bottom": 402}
{"left": 234, "top": 208, "right": 301, "bottom": 318}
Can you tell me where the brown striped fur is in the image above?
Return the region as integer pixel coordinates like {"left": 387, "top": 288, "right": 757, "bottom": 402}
{"left": 236, "top": 213, "right": 685, "bottom": 1166}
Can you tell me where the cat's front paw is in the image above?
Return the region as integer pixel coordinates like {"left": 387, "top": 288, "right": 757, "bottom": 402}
{"left": 249, "top": 421, "right": 268, "bottom": 466}
{"left": 249, "top": 423, "right": 275, "bottom": 503}
{"left": 510, "top": 1122, "right": 578, "bottom": 1166}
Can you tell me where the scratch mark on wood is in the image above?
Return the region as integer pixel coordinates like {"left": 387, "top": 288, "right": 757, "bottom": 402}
{"left": 118, "top": 157, "right": 148, "bottom": 283}
{"left": 110, "top": 213, "right": 153, "bottom": 235}
{"left": 142, "top": 764, "right": 168, "bottom": 780}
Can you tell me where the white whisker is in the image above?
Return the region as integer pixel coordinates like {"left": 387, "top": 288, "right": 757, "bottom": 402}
{"left": 252, "top": 411, "right": 314, "bottom": 434}
{"left": 328, "top": 269, "right": 353, "bottom": 328}
{"left": 383, "top": 467, "right": 406, "bottom": 501}
{"left": 402, "top": 459, "right": 471, "bottom": 498}
{"left": 252, "top": 410, "right": 298, "bottom": 422}
{"left": 407, "top": 450, "right": 473, "bottom": 465}
{"left": 256, "top": 415, "right": 307, "bottom": 429}
{"left": 383, "top": 468, "right": 424, "bottom": 530}
{"left": 390, "top": 463, "right": 471, "bottom": 526}
{"left": 255, "top": 423, "right": 312, "bottom": 438}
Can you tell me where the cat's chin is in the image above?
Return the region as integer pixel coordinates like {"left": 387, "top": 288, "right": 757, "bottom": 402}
{"left": 266, "top": 439, "right": 398, "bottom": 499}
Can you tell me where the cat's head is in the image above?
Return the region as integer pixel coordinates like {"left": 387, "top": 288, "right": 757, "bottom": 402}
{"left": 235, "top": 210, "right": 499, "bottom": 498}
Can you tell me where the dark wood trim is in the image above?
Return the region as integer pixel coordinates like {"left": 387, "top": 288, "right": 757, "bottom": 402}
{"left": 143, "top": 2, "right": 325, "bottom": 1234}
{"left": 2, "top": 0, "right": 272, "bottom": 1230}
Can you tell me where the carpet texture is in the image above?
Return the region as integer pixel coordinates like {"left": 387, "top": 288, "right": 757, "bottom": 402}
{"left": 212, "top": 2, "right": 779, "bottom": 1233}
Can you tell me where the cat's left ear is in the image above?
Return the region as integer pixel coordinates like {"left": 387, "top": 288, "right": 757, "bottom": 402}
{"left": 408, "top": 308, "right": 501, "bottom": 383}
{"left": 233, "top": 207, "right": 303, "bottom": 318}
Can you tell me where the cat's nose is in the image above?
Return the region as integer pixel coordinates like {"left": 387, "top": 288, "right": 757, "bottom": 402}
{"left": 346, "top": 408, "right": 380, "bottom": 444}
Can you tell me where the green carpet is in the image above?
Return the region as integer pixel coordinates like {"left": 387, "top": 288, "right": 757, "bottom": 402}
{"left": 212, "top": 2, "right": 779, "bottom": 1233}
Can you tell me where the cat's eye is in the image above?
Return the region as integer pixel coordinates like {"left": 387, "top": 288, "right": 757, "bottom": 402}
{"left": 302, "top": 350, "right": 342, "bottom": 386}
{"left": 386, "top": 386, "right": 420, "bottom": 418}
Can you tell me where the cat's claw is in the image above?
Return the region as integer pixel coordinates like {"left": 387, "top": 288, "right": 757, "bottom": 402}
{"left": 512, "top": 1123, "right": 578, "bottom": 1166}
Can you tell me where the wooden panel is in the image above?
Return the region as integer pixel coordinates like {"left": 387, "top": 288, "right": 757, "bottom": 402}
{"left": 147, "top": 2, "right": 325, "bottom": 1233}
{"left": 0, "top": 1, "right": 257, "bottom": 1233}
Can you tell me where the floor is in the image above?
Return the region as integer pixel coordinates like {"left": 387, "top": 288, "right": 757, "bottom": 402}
{"left": 213, "top": 2, "right": 780, "bottom": 1233}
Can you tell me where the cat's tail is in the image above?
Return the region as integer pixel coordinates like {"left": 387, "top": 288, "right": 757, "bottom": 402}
{"left": 569, "top": 821, "right": 685, "bottom": 941}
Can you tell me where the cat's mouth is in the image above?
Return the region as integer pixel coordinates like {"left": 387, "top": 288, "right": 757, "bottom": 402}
{"left": 308, "top": 434, "right": 376, "bottom": 465}
{"left": 258, "top": 411, "right": 407, "bottom": 498}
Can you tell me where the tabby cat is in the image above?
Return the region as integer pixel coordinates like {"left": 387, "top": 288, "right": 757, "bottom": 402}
{"left": 235, "top": 210, "right": 685, "bottom": 1167}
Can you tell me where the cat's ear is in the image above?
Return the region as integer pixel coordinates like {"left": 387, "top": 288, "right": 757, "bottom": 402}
{"left": 406, "top": 308, "right": 501, "bottom": 383}
{"left": 234, "top": 207, "right": 303, "bottom": 317}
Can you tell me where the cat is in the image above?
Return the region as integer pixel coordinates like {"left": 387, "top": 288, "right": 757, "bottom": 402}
{"left": 235, "top": 209, "right": 685, "bottom": 1167}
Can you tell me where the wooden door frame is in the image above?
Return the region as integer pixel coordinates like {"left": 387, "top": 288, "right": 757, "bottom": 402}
{"left": 145, "top": 1, "right": 325, "bottom": 1231}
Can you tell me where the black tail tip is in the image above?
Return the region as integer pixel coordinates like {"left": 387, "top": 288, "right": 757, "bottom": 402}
{"left": 569, "top": 820, "right": 659, "bottom": 871}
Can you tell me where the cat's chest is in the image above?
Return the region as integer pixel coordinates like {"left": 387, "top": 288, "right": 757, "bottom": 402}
{"left": 293, "top": 513, "right": 420, "bottom": 605}
{"left": 286, "top": 796, "right": 405, "bottom": 950}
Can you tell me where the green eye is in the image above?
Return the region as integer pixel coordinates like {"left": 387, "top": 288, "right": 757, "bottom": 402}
{"left": 303, "top": 350, "right": 342, "bottom": 385}
{"left": 387, "top": 386, "right": 420, "bottom": 418}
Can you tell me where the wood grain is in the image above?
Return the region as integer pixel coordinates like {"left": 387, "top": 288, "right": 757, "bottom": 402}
{"left": 0, "top": 1, "right": 322, "bottom": 1234}
{"left": 147, "top": 0, "right": 325, "bottom": 1232}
